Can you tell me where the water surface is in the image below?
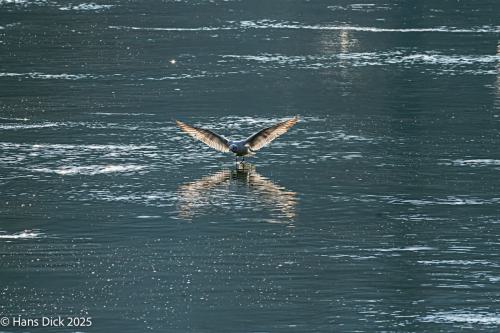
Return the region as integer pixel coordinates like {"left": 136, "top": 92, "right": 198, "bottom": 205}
{"left": 1, "top": 0, "right": 500, "bottom": 332}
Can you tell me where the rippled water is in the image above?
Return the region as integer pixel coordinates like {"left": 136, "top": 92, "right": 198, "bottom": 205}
{"left": 1, "top": 1, "right": 500, "bottom": 332}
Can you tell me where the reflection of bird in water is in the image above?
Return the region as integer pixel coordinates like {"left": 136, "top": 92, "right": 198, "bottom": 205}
{"left": 177, "top": 166, "right": 297, "bottom": 222}
{"left": 175, "top": 117, "right": 298, "bottom": 164}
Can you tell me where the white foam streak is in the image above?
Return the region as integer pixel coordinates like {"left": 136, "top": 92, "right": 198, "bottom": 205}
{"left": 374, "top": 246, "right": 435, "bottom": 252}
{"left": 0, "top": 116, "right": 29, "bottom": 121}
{"left": 223, "top": 52, "right": 500, "bottom": 68}
{"left": 418, "top": 260, "right": 492, "bottom": 266}
{"left": 87, "top": 112, "right": 155, "bottom": 116}
{"left": 31, "top": 164, "right": 147, "bottom": 175}
{"left": 109, "top": 20, "right": 500, "bottom": 34}
{"left": 403, "top": 54, "right": 499, "bottom": 64}
{"left": 0, "top": 72, "right": 92, "bottom": 80}
{"left": 144, "top": 73, "right": 208, "bottom": 80}
{"left": 392, "top": 197, "right": 500, "bottom": 206}
{"left": 59, "top": 3, "right": 113, "bottom": 11}
{"left": 0, "top": 0, "right": 48, "bottom": 5}
{"left": 452, "top": 159, "right": 500, "bottom": 167}
{"left": 0, "top": 71, "right": 205, "bottom": 81}
{"left": 0, "top": 123, "right": 59, "bottom": 129}
{"left": 0, "top": 72, "right": 126, "bottom": 80}
{"left": 0, "top": 231, "right": 42, "bottom": 239}
{"left": 421, "top": 311, "right": 500, "bottom": 325}
{"left": 29, "top": 143, "right": 157, "bottom": 151}
{"left": 109, "top": 25, "right": 234, "bottom": 32}
{"left": 240, "top": 20, "right": 500, "bottom": 33}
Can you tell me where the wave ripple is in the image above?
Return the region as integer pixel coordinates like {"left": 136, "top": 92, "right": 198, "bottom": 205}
{"left": 30, "top": 164, "right": 147, "bottom": 176}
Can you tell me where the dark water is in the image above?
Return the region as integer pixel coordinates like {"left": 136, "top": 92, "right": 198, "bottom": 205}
{"left": 1, "top": 1, "right": 500, "bottom": 332}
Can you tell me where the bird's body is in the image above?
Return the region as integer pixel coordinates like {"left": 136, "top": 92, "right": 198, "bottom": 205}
{"left": 229, "top": 140, "right": 252, "bottom": 156}
{"left": 175, "top": 117, "right": 298, "bottom": 163}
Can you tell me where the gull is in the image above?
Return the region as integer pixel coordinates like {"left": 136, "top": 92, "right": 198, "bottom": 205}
{"left": 175, "top": 117, "right": 298, "bottom": 163}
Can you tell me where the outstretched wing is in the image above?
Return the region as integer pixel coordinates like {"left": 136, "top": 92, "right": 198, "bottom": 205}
{"left": 176, "top": 120, "right": 230, "bottom": 153}
{"left": 244, "top": 117, "right": 298, "bottom": 151}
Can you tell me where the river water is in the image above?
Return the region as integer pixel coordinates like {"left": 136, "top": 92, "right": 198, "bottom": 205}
{"left": 1, "top": 1, "right": 500, "bottom": 332}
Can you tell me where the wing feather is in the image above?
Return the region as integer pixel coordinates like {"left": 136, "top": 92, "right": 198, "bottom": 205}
{"left": 176, "top": 120, "right": 230, "bottom": 153}
{"left": 245, "top": 117, "right": 298, "bottom": 151}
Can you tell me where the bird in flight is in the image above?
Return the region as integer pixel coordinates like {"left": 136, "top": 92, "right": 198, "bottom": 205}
{"left": 175, "top": 117, "right": 298, "bottom": 163}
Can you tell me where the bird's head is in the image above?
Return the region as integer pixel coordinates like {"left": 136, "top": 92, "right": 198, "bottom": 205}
{"left": 229, "top": 144, "right": 238, "bottom": 153}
